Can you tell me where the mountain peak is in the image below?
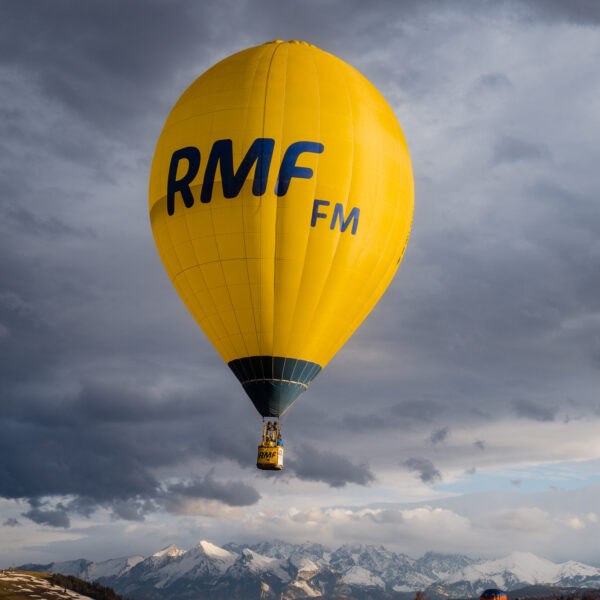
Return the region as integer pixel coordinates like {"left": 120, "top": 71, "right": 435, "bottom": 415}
{"left": 151, "top": 544, "right": 184, "bottom": 558}
{"left": 193, "top": 540, "right": 234, "bottom": 560}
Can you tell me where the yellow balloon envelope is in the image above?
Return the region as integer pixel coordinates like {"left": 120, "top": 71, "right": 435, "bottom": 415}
{"left": 149, "top": 40, "right": 413, "bottom": 418}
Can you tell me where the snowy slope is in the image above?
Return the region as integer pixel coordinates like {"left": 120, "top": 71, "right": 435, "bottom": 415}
{"left": 444, "top": 551, "right": 600, "bottom": 591}
{"left": 450, "top": 551, "right": 565, "bottom": 586}
{"left": 85, "top": 555, "right": 144, "bottom": 580}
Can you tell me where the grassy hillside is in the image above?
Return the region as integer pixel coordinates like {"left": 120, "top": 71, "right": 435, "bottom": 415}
{"left": 0, "top": 570, "right": 123, "bottom": 600}
{"left": 0, "top": 571, "right": 53, "bottom": 600}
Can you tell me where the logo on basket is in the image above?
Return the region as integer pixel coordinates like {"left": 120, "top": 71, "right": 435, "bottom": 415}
{"left": 259, "top": 450, "right": 277, "bottom": 459}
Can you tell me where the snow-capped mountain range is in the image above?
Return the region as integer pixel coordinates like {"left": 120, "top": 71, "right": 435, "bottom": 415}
{"left": 19, "top": 541, "right": 600, "bottom": 600}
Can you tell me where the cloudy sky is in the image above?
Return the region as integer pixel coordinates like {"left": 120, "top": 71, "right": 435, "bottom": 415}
{"left": 1, "top": 0, "right": 600, "bottom": 567}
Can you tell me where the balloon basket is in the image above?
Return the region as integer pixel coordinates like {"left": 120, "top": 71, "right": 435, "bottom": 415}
{"left": 257, "top": 421, "right": 284, "bottom": 470}
{"left": 257, "top": 445, "right": 284, "bottom": 470}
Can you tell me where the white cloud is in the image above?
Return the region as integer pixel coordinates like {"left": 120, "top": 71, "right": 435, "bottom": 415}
{"left": 488, "top": 507, "right": 551, "bottom": 533}
{"left": 564, "top": 517, "right": 585, "bottom": 530}
{"left": 167, "top": 499, "right": 245, "bottom": 519}
{"left": 236, "top": 505, "right": 473, "bottom": 553}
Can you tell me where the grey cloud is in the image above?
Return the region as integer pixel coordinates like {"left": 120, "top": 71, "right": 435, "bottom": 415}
{"left": 404, "top": 458, "right": 442, "bottom": 484}
{"left": 511, "top": 479, "right": 522, "bottom": 487}
{"left": 492, "top": 136, "right": 551, "bottom": 166}
{"left": 110, "top": 499, "right": 155, "bottom": 522}
{"left": 474, "top": 440, "right": 486, "bottom": 451}
{"left": 512, "top": 399, "right": 557, "bottom": 422}
{"left": 390, "top": 400, "right": 444, "bottom": 421}
{"left": 478, "top": 72, "right": 513, "bottom": 90}
{"left": 7, "top": 207, "right": 96, "bottom": 239}
{"left": 340, "top": 413, "right": 390, "bottom": 433}
{"left": 3, "top": 518, "right": 20, "bottom": 526}
{"left": 519, "top": 0, "right": 600, "bottom": 25}
{"left": 0, "top": 1, "right": 221, "bottom": 146}
{"left": 365, "top": 509, "right": 405, "bottom": 524}
{"left": 22, "top": 499, "right": 70, "bottom": 529}
{"left": 286, "top": 445, "right": 375, "bottom": 488}
{"left": 0, "top": 292, "right": 35, "bottom": 316}
{"left": 166, "top": 470, "right": 260, "bottom": 507}
{"left": 429, "top": 427, "right": 450, "bottom": 445}
{"left": 65, "top": 496, "right": 101, "bottom": 519}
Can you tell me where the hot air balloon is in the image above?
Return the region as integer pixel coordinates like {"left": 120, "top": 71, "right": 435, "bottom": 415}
{"left": 480, "top": 589, "right": 507, "bottom": 600}
{"left": 149, "top": 40, "right": 413, "bottom": 470}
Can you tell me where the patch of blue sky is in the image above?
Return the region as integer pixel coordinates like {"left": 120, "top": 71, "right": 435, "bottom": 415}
{"left": 435, "top": 459, "right": 600, "bottom": 494}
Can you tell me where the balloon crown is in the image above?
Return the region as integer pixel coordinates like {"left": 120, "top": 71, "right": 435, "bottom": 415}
{"left": 264, "top": 39, "right": 314, "bottom": 47}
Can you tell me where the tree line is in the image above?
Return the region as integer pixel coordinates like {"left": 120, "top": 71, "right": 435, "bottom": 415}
{"left": 48, "top": 573, "right": 125, "bottom": 600}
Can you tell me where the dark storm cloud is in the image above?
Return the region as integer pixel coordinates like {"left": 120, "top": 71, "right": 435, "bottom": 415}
{"left": 404, "top": 458, "right": 442, "bottom": 484}
{"left": 512, "top": 399, "right": 557, "bottom": 422}
{"left": 22, "top": 499, "right": 70, "bottom": 529}
{"left": 1, "top": 376, "right": 262, "bottom": 525}
{"left": 0, "top": 178, "right": 263, "bottom": 518}
{"left": 1, "top": 390, "right": 161, "bottom": 501}
{"left": 286, "top": 445, "right": 375, "bottom": 488}
{"left": 429, "top": 427, "right": 450, "bottom": 445}
{"left": 0, "top": 0, "right": 224, "bottom": 145}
